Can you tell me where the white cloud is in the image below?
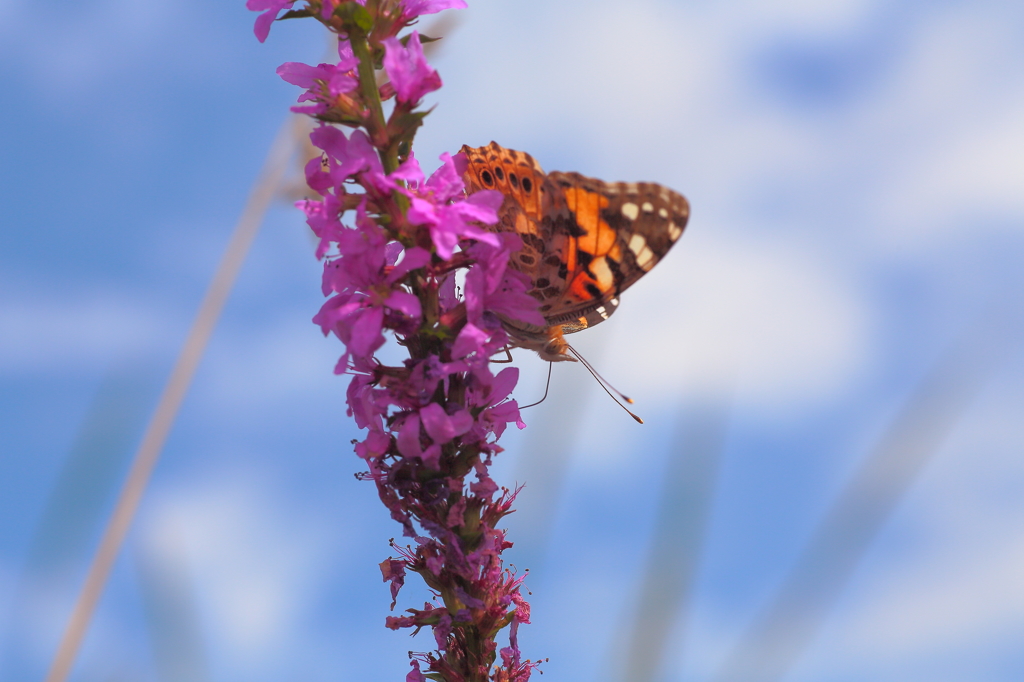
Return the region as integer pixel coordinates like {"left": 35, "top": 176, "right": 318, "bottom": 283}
{"left": 729, "top": 0, "right": 874, "bottom": 35}
{"left": 810, "top": 528, "right": 1024, "bottom": 672}
{"left": 197, "top": 318, "right": 341, "bottom": 411}
{"left": 141, "top": 476, "right": 335, "bottom": 669}
{"left": 0, "top": 0, "right": 174, "bottom": 89}
{"left": 429, "top": 0, "right": 1024, "bottom": 265}
{"left": 861, "top": 10, "right": 1024, "bottom": 247}
{"left": 0, "top": 290, "right": 175, "bottom": 373}
{"left": 730, "top": 389, "right": 1024, "bottom": 677}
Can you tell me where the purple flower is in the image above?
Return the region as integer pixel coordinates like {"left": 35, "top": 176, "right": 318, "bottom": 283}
{"left": 400, "top": 0, "right": 468, "bottom": 22}
{"left": 382, "top": 32, "right": 442, "bottom": 104}
{"left": 405, "top": 154, "right": 505, "bottom": 259}
{"left": 312, "top": 204, "right": 424, "bottom": 368}
{"left": 405, "top": 661, "right": 427, "bottom": 682}
{"left": 310, "top": 126, "right": 383, "bottom": 187}
{"left": 297, "top": 194, "right": 344, "bottom": 259}
{"left": 277, "top": 40, "right": 360, "bottom": 114}
{"left": 451, "top": 322, "right": 491, "bottom": 360}
{"left": 247, "top": 0, "right": 294, "bottom": 42}
{"left": 465, "top": 234, "right": 546, "bottom": 328}
{"left": 254, "top": 3, "right": 539, "bottom": 676}
{"left": 395, "top": 412, "right": 442, "bottom": 468}
{"left": 379, "top": 557, "right": 407, "bottom": 609}
{"left": 432, "top": 610, "right": 453, "bottom": 649}
{"left": 419, "top": 402, "right": 473, "bottom": 444}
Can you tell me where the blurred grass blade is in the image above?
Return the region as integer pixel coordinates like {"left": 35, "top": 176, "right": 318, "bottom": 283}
{"left": 511, "top": 337, "right": 609, "bottom": 570}
{"left": 713, "top": 331, "right": 1008, "bottom": 682}
{"left": 25, "top": 369, "right": 151, "bottom": 572}
{"left": 43, "top": 117, "right": 295, "bottom": 682}
{"left": 615, "top": 399, "right": 730, "bottom": 682}
{"left": 1, "top": 367, "right": 150, "bottom": 675}
{"left": 135, "top": 531, "right": 209, "bottom": 682}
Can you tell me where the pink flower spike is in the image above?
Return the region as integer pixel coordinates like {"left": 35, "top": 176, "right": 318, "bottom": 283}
{"left": 382, "top": 32, "right": 442, "bottom": 103}
{"left": 265, "top": 2, "right": 539, "bottom": 674}
{"left": 247, "top": 0, "right": 295, "bottom": 42}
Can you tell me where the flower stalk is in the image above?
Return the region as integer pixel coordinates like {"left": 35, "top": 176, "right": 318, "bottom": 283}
{"left": 247, "top": 1, "right": 544, "bottom": 680}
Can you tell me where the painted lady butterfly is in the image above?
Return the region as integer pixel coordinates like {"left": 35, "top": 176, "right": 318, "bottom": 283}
{"left": 461, "top": 142, "right": 689, "bottom": 362}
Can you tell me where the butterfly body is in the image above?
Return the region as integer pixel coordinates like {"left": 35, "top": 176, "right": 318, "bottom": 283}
{"left": 460, "top": 142, "right": 689, "bottom": 361}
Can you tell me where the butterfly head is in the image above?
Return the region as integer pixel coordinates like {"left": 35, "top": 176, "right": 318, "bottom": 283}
{"left": 501, "top": 322, "right": 577, "bottom": 363}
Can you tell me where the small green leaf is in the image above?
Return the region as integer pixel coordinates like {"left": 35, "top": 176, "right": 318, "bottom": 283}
{"left": 278, "top": 8, "right": 314, "bottom": 20}
{"left": 337, "top": 1, "right": 374, "bottom": 31}
{"left": 399, "top": 33, "right": 443, "bottom": 46}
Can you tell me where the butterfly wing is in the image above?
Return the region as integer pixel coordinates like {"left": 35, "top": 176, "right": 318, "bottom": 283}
{"left": 537, "top": 172, "right": 689, "bottom": 333}
{"left": 459, "top": 142, "right": 689, "bottom": 358}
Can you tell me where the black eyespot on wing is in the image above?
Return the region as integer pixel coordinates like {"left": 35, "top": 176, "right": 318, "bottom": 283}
{"left": 522, "top": 233, "right": 546, "bottom": 253}
{"left": 494, "top": 166, "right": 505, "bottom": 181}
{"left": 481, "top": 170, "right": 493, "bottom": 186}
{"left": 535, "top": 277, "right": 550, "bottom": 288}
{"left": 521, "top": 176, "right": 533, "bottom": 193}
{"left": 545, "top": 255, "right": 562, "bottom": 267}
{"left": 509, "top": 173, "right": 519, "bottom": 189}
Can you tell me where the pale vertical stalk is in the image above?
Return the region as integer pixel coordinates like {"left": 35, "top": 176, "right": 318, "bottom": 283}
{"left": 713, "top": 330, "right": 1007, "bottom": 682}
{"left": 617, "top": 400, "right": 729, "bottom": 682}
{"left": 44, "top": 118, "right": 295, "bottom": 682}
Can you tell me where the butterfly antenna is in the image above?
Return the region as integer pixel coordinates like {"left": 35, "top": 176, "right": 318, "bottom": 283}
{"left": 566, "top": 343, "right": 644, "bottom": 424}
{"left": 519, "top": 361, "right": 553, "bottom": 410}
{"left": 566, "top": 342, "right": 635, "bottom": 403}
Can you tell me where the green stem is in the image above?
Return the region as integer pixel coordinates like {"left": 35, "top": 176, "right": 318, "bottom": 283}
{"left": 349, "top": 30, "right": 398, "bottom": 173}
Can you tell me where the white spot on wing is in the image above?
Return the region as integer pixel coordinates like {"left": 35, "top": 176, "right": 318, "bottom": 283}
{"left": 668, "top": 221, "right": 683, "bottom": 241}
{"left": 591, "top": 257, "right": 614, "bottom": 289}
{"left": 621, "top": 202, "right": 640, "bottom": 220}
{"left": 642, "top": 202, "right": 654, "bottom": 213}
{"left": 636, "top": 248, "right": 656, "bottom": 271}
{"left": 658, "top": 208, "right": 669, "bottom": 218}
{"left": 629, "top": 233, "right": 647, "bottom": 257}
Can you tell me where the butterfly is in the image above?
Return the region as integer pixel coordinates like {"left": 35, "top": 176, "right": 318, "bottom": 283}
{"left": 460, "top": 142, "right": 690, "bottom": 362}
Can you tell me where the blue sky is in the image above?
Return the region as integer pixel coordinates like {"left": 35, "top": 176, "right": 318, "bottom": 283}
{"left": 2, "top": 1, "right": 1023, "bottom": 681}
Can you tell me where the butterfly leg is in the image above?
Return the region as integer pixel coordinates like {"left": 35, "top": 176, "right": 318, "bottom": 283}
{"left": 490, "top": 346, "right": 515, "bottom": 364}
